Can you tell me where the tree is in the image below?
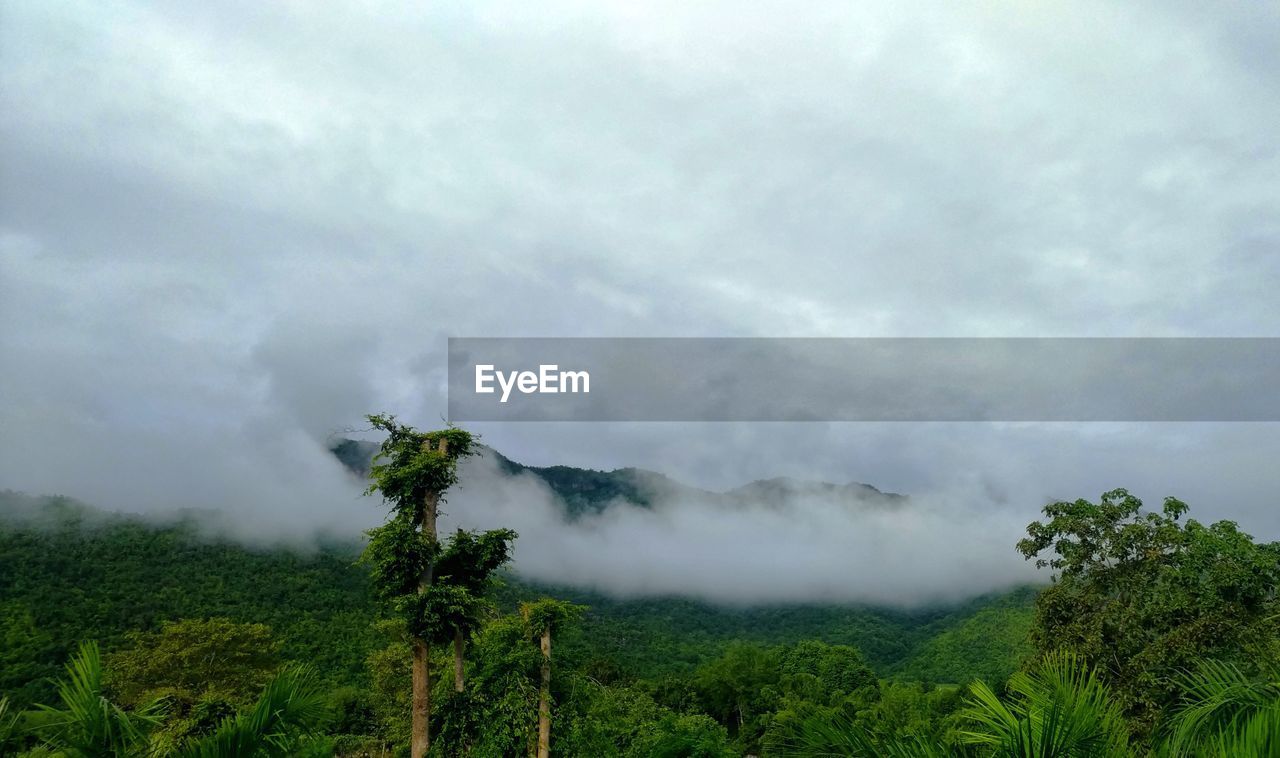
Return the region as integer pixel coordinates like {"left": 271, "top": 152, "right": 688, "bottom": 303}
{"left": 0, "top": 601, "right": 58, "bottom": 707}
{"left": 438, "top": 613, "right": 541, "bottom": 757}
{"left": 1016, "top": 489, "right": 1280, "bottom": 732}
{"left": 432, "top": 527, "right": 518, "bottom": 693}
{"left": 363, "top": 414, "right": 477, "bottom": 758}
{"left": 694, "top": 642, "right": 781, "bottom": 751}
{"left": 521, "top": 599, "right": 584, "bottom": 758}
{"left": 106, "top": 618, "right": 279, "bottom": 707}
{"left": 777, "top": 640, "right": 878, "bottom": 702}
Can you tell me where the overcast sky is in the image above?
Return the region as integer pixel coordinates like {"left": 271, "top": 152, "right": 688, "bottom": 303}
{"left": 2, "top": 1, "right": 1279, "bottom": 591}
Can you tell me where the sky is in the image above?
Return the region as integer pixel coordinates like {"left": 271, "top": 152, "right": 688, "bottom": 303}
{"left": 2, "top": 1, "right": 1278, "bottom": 602}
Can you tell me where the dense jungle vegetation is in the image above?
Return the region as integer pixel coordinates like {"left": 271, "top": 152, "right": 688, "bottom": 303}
{"left": 1, "top": 455, "right": 1277, "bottom": 755}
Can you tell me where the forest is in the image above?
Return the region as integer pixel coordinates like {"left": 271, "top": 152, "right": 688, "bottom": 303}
{"left": 1, "top": 420, "right": 1277, "bottom": 757}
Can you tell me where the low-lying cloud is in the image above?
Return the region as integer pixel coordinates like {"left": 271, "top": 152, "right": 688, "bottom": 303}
{"left": 2, "top": 0, "right": 1279, "bottom": 609}
{"left": 440, "top": 452, "right": 1039, "bottom": 606}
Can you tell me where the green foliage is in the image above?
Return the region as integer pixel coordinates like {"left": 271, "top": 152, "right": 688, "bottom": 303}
{"left": 1017, "top": 489, "right": 1280, "bottom": 732}
{"left": 11, "top": 486, "right": 1277, "bottom": 756}
{"left": 520, "top": 598, "right": 585, "bottom": 636}
{"left": 360, "top": 415, "right": 516, "bottom": 733}
{"left": 1, "top": 491, "right": 1039, "bottom": 705}
{"left": 435, "top": 528, "right": 519, "bottom": 595}
{"left": 105, "top": 618, "right": 279, "bottom": 707}
{"left": 778, "top": 640, "right": 878, "bottom": 700}
{"left": 849, "top": 681, "right": 966, "bottom": 747}
{"left": 171, "top": 665, "right": 328, "bottom": 758}
{"left": 429, "top": 528, "right": 519, "bottom": 640}
{"left": 0, "top": 600, "right": 59, "bottom": 705}
{"left": 759, "top": 643, "right": 960, "bottom": 756}
{"left": 958, "top": 650, "right": 1130, "bottom": 758}
{"left": 24, "top": 641, "right": 165, "bottom": 757}
{"left": 364, "top": 414, "right": 476, "bottom": 517}
{"left": 362, "top": 620, "right": 413, "bottom": 750}
{"left": 362, "top": 514, "right": 437, "bottom": 602}
{"left": 432, "top": 614, "right": 540, "bottom": 757}
{"left": 637, "top": 712, "right": 737, "bottom": 757}
{"left": 1160, "top": 658, "right": 1280, "bottom": 758}
{"left": 0, "top": 494, "right": 379, "bottom": 705}
{"left": 538, "top": 668, "right": 736, "bottom": 757}
{"left": 767, "top": 705, "right": 952, "bottom": 758}
{"left": 0, "top": 696, "right": 24, "bottom": 755}
{"left": 363, "top": 523, "right": 518, "bottom": 645}
{"left": 693, "top": 642, "right": 782, "bottom": 752}
{"left": 894, "top": 588, "right": 1036, "bottom": 686}
{"left": 559, "top": 680, "right": 667, "bottom": 755}
{"left": 508, "top": 581, "right": 1037, "bottom": 684}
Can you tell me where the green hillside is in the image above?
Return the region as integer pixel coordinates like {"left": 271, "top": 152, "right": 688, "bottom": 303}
{"left": 0, "top": 491, "right": 1034, "bottom": 707}
{"left": 4, "top": 486, "right": 1276, "bottom": 756}
{"left": 891, "top": 587, "right": 1037, "bottom": 685}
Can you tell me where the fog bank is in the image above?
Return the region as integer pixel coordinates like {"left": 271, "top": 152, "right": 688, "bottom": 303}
{"left": 438, "top": 452, "right": 1039, "bottom": 606}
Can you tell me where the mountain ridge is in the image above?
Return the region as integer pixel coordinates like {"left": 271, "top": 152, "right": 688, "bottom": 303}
{"left": 328, "top": 438, "right": 906, "bottom": 518}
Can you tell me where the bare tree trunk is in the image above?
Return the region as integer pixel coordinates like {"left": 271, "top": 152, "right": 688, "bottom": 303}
{"left": 453, "top": 628, "right": 465, "bottom": 692}
{"left": 537, "top": 627, "right": 551, "bottom": 758}
{"left": 411, "top": 437, "right": 449, "bottom": 758}
{"left": 412, "top": 639, "right": 431, "bottom": 758}
{"left": 422, "top": 491, "right": 439, "bottom": 547}
{"left": 410, "top": 489, "right": 440, "bottom": 758}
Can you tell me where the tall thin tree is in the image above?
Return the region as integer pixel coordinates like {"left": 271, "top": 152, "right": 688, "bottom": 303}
{"left": 521, "top": 599, "right": 583, "bottom": 758}
{"left": 363, "top": 414, "right": 477, "bottom": 758}
{"left": 431, "top": 528, "right": 518, "bottom": 693}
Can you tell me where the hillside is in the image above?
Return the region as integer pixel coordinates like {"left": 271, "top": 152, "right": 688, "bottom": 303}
{"left": 0, "top": 490, "right": 1034, "bottom": 707}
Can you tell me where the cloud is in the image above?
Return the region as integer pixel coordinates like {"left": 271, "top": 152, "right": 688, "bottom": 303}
{"left": 0, "top": 0, "right": 1278, "bottom": 592}
{"left": 439, "top": 451, "right": 1039, "bottom": 606}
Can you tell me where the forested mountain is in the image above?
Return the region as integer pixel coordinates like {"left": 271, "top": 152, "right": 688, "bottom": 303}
{"left": 330, "top": 439, "right": 905, "bottom": 519}
{"left": 0, "top": 490, "right": 1030, "bottom": 710}
{"left": 4, "top": 483, "right": 1277, "bottom": 756}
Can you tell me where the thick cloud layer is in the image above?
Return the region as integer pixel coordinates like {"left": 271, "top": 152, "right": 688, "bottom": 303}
{"left": 440, "top": 452, "right": 1039, "bottom": 606}
{"left": 2, "top": 1, "right": 1279, "bottom": 602}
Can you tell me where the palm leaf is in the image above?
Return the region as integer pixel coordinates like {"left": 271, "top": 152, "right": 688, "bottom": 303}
{"left": 26, "top": 640, "right": 164, "bottom": 757}
{"left": 0, "top": 696, "right": 23, "bottom": 753}
{"left": 172, "top": 665, "right": 327, "bottom": 758}
{"left": 769, "top": 708, "right": 950, "bottom": 757}
{"left": 958, "top": 650, "right": 1129, "bottom": 758}
{"left": 1161, "top": 659, "right": 1280, "bottom": 758}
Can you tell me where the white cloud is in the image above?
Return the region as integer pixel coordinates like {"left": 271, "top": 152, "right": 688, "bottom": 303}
{"left": 1, "top": 0, "right": 1278, "bottom": 596}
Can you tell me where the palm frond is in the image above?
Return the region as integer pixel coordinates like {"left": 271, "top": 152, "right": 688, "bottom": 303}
{"left": 770, "top": 708, "right": 949, "bottom": 757}
{"left": 26, "top": 640, "right": 163, "bottom": 757}
{"left": 1161, "top": 659, "right": 1280, "bottom": 758}
{"left": 958, "top": 650, "right": 1129, "bottom": 758}
{"left": 1208, "top": 703, "right": 1280, "bottom": 758}
{"left": 172, "top": 665, "right": 327, "bottom": 758}
{"left": 0, "top": 696, "right": 23, "bottom": 752}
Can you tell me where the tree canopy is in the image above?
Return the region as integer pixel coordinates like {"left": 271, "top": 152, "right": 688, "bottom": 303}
{"left": 1017, "top": 488, "right": 1280, "bottom": 732}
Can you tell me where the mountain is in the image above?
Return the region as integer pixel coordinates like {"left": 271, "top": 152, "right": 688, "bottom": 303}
{"left": 0, "top": 490, "right": 1035, "bottom": 706}
{"left": 328, "top": 438, "right": 905, "bottom": 518}
{"left": 328, "top": 437, "right": 380, "bottom": 477}
{"left": 724, "top": 476, "right": 904, "bottom": 510}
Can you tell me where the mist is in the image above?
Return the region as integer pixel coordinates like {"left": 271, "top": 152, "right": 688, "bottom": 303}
{"left": 3, "top": 0, "right": 1280, "bottom": 607}
{"left": 436, "top": 451, "right": 1039, "bottom": 606}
